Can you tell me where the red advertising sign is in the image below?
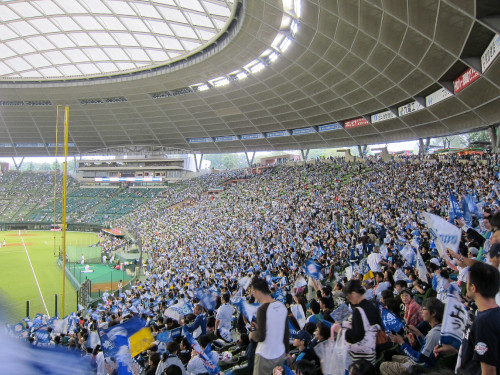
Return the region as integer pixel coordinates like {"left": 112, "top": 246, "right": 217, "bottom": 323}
{"left": 344, "top": 117, "right": 370, "bottom": 129}
{"left": 453, "top": 68, "right": 481, "bottom": 94}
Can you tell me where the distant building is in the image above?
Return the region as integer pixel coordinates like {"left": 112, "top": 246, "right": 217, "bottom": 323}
{"left": 259, "top": 154, "right": 300, "bottom": 166}
{"left": 76, "top": 155, "right": 199, "bottom": 184}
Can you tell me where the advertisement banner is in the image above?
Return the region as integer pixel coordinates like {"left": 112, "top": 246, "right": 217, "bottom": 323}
{"left": 453, "top": 68, "right": 481, "bottom": 93}
{"left": 344, "top": 117, "right": 370, "bottom": 129}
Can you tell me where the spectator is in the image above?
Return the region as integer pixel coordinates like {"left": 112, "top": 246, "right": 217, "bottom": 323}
{"left": 182, "top": 304, "right": 206, "bottom": 339}
{"left": 367, "top": 246, "right": 388, "bottom": 273}
{"left": 156, "top": 342, "right": 186, "bottom": 375}
{"left": 250, "top": 277, "right": 289, "bottom": 375}
{"left": 400, "top": 288, "right": 423, "bottom": 329}
{"left": 186, "top": 335, "right": 219, "bottom": 375}
{"left": 380, "top": 298, "right": 444, "bottom": 374}
{"left": 215, "top": 292, "right": 233, "bottom": 342}
{"left": 287, "top": 329, "right": 319, "bottom": 365}
{"left": 146, "top": 352, "right": 161, "bottom": 375}
{"left": 333, "top": 280, "right": 382, "bottom": 365}
{"left": 436, "top": 262, "right": 500, "bottom": 374}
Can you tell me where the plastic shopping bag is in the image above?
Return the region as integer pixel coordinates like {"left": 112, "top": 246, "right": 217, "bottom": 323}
{"left": 331, "top": 330, "right": 351, "bottom": 375}
{"left": 314, "top": 338, "right": 335, "bottom": 375}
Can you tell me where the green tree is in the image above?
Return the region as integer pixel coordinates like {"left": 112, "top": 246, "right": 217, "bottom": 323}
{"left": 465, "top": 130, "right": 490, "bottom": 145}
{"left": 221, "top": 154, "right": 239, "bottom": 169}
{"left": 204, "top": 153, "right": 246, "bottom": 169}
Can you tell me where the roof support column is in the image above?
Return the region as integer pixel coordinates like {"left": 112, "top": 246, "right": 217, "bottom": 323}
{"left": 73, "top": 155, "right": 77, "bottom": 171}
{"left": 245, "top": 151, "right": 255, "bottom": 167}
{"left": 195, "top": 153, "right": 204, "bottom": 172}
{"left": 497, "top": 125, "right": 500, "bottom": 151}
{"left": 418, "top": 138, "right": 425, "bottom": 155}
{"left": 489, "top": 125, "right": 498, "bottom": 153}
{"left": 424, "top": 138, "right": 431, "bottom": 154}
{"left": 12, "top": 157, "right": 24, "bottom": 170}
{"left": 300, "top": 149, "right": 310, "bottom": 162}
{"left": 357, "top": 145, "right": 363, "bottom": 157}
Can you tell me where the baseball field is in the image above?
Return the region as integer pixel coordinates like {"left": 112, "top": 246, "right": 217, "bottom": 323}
{"left": 0, "top": 230, "right": 99, "bottom": 323}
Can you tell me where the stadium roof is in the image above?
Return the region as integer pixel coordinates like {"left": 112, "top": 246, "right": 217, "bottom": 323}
{"left": 0, "top": 0, "right": 500, "bottom": 156}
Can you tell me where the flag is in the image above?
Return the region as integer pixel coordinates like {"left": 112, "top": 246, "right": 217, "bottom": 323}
{"left": 449, "top": 193, "right": 464, "bottom": 223}
{"left": 363, "top": 270, "right": 374, "bottom": 281}
{"left": 359, "top": 258, "right": 370, "bottom": 275}
{"left": 305, "top": 259, "right": 323, "bottom": 280}
{"left": 423, "top": 212, "right": 461, "bottom": 260}
{"left": 440, "top": 293, "right": 467, "bottom": 350}
{"left": 0, "top": 331, "right": 90, "bottom": 375}
{"left": 462, "top": 194, "right": 482, "bottom": 227}
{"left": 156, "top": 330, "right": 172, "bottom": 344}
{"left": 278, "top": 276, "right": 288, "bottom": 288}
{"left": 272, "top": 289, "right": 286, "bottom": 304}
{"left": 231, "top": 297, "right": 260, "bottom": 322}
{"left": 165, "top": 301, "right": 193, "bottom": 321}
{"left": 170, "top": 327, "right": 182, "bottom": 339}
{"left": 34, "top": 328, "right": 50, "bottom": 344}
{"left": 415, "top": 249, "right": 428, "bottom": 284}
{"left": 288, "top": 319, "right": 300, "bottom": 339}
{"left": 66, "top": 313, "right": 79, "bottom": 334}
{"left": 399, "top": 245, "right": 416, "bottom": 267}
{"left": 12, "top": 322, "right": 26, "bottom": 337}
{"left": 330, "top": 303, "right": 351, "bottom": 323}
{"left": 128, "top": 326, "right": 154, "bottom": 357}
{"left": 238, "top": 276, "right": 251, "bottom": 290}
{"left": 100, "top": 316, "right": 150, "bottom": 375}
{"left": 379, "top": 305, "right": 405, "bottom": 333}
{"left": 183, "top": 329, "right": 220, "bottom": 375}
{"left": 290, "top": 304, "right": 306, "bottom": 329}
{"left": 32, "top": 313, "right": 43, "bottom": 330}
{"left": 293, "top": 275, "right": 307, "bottom": 293}
{"left": 194, "top": 288, "right": 217, "bottom": 311}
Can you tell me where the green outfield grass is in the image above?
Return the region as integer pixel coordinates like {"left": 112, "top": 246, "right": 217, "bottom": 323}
{"left": 0, "top": 230, "right": 99, "bottom": 323}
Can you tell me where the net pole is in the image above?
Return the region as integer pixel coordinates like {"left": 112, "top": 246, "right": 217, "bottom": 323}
{"left": 53, "top": 105, "right": 61, "bottom": 257}
{"left": 61, "top": 106, "right": 69, "bottom": 317}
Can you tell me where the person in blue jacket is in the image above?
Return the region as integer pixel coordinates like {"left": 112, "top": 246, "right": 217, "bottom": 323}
{"left": 182, "top": 304, "right": 206, "bottom": 339}
{"left": 379, "top": 298, "right": 444, "bottom": 375}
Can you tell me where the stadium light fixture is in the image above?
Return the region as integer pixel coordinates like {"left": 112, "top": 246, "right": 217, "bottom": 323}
{"left": 211, "top": 77, "right": 230, "bottom": 87}
{"left": 250, "top": 62, "right": 265, "bottom": 73}
{"left": 279, "top": 37, "right": 292, "bottom": 52}
{"left": 268, "top": 51, "right": 279, "bottom": 62}
{"left": 272, "top": 33, "right": 286, "bottom": 49}
{"left": 235, "top": 71, "right": 248, "bottom": 80}
{"left": 192, "top": 83, "right": 210, "bottom": 91}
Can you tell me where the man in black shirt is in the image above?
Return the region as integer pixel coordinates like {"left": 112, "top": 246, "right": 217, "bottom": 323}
{"left": 435, "top": 262, "right": 500, "bottom": 375}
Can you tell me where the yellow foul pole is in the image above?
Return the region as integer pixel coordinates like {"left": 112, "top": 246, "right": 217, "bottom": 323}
{"left": 53, "top": 105, "right": 61, "bottom": 257}
{"left": 61, "top": 106, "right": 69, "bottom": 316}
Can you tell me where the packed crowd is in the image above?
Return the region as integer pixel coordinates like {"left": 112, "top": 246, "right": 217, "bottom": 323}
{"left": 4, "top": 152, "right": 500, "bottom": 375}
{"left": 0, "top": 171, "right": 76, "bottom": 221}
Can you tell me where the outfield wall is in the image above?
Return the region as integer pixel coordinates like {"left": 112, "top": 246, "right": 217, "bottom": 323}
{"left": 0, "top": 221, "right": 103, "bottom": 232}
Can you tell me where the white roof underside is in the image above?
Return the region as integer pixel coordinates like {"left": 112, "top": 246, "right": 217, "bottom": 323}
{"left": 0, "top": 0, "right": 234, "bottom": 79}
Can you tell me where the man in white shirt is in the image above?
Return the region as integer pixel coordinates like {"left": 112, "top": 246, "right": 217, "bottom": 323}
{"left": 367, "top": 246, "right": 388, "bottom": 273}
{"left": 249, "top": 277, "right": 289, "bottom": 375}
{"left": 215, "top": 293, "right": 234, "bottom": 342}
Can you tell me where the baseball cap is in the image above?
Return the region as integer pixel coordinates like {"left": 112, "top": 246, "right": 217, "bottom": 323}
{"left": 294, "top": 329, "right": 312, "bottom": 344}
{"left": 490, "top": 243, "right": 500, "bottom": 258}
{"left": 468, "top": 247, "right": 479, "bottom": 256}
